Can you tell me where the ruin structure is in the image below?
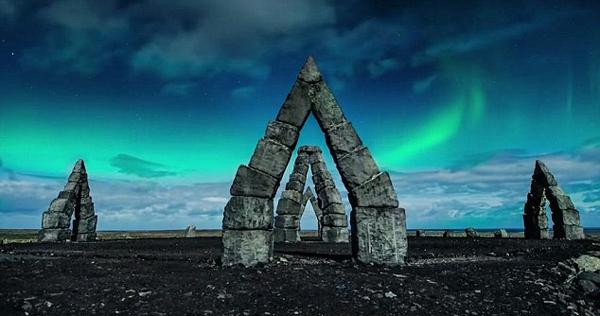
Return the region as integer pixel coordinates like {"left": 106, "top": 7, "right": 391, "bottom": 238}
{"left": 221, "top": 57, "right": 406, "bottom": 266}
{"left": 523, "top": 160, "right": 585, "bottom": 240}
{"left": 38, "top": 160, "right": 98, "bottom": 242}
{"left": 273, "top": 146, "right": 348, "bottom": 243}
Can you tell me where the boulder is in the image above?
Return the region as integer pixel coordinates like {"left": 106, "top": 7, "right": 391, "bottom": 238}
{"left": 265, "top": 120, "right": 299, "bottom": 148}
{"left": 309, "top": 81, "right": 347, "bottom": 131}
{"left": 317, "top": 187, "right": 342, "bottom": 209}
{"left": 41, "top": 212, "right": 70, "bottom": 229}
{"left": 321, "top": 214, "right": 348, "bottom": 227}
{"left": 222, "top": 196, "right": 273, "bottom": 230}
{"left": 275, "top": 80, "right": 311, "bottom": 128}
{"left": 533, "top": 160, "right": 558, "bottom": 186}
{"left": 349, "top": 172, "right": 399, "bottom": 208}
{"left": 336, "top": 147, "right": 380, "bottom": 189}
{"left": 274, "top": 215, "right": 300, "bottom": 229}
{"left": 184, "top": 225, "right": 196, "bottom": 238}
{"left": 281, "top": 190, "right": 303, "bottom": 204}
{"left": 273, "top": 228, "right": 300, "bottom": 242}
{"left": 324, "top": 121, "right": 363, "bottom": 158}
{"left": 321, "top": 226, "right": 349, "bottom": 243}
{"left": 249, "top": 138, "right": 292, "bottom": 179}
{"left": 38, "top": 229, "right": 70, "bottom": 242}
{"left": 76, "top": 215, "right": 97, "bottom": 234}
{"left": 494, "top": 229, "right": 509, "bottom": 238}
{"left": 230, "top": 165, "right": 279, "bottom": 198}
{"left": 465, "top": 227, "right": 478, "bottom": 238}
{"left": 222, "top": 229, "right": 273, "bottom": 266}
{"left": 351, "top": 207, "right": 407, "bottom": 265}
{"left": 323, "top": 203, "right": 345, "bottom": 215}
{"left": 275, "top": 197, "right": 301, "bottom": 215}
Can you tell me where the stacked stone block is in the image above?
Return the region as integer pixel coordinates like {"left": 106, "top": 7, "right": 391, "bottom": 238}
{"left": 39, "top": 160, "right": 98, "bottom": 242}
{"left": 523, "top": 160, "right": 584, "bottom": 240}
{"left": 273, "top": 151, "right": 309, "bottom": 242}
{"left": 304, "top": 146, "right": 349, "bottom": 243}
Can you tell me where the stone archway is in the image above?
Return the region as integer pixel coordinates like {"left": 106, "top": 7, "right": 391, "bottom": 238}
{"left": 38, "top": 160, "right": 98, "bottom": 242}
{"left": 523, "top": 160, "right": 584, "bottom": 240}
{"left": 221, "top": 57, "right": 407, "bottom": 266}
{"left": 273, "top": 145, "right": 348, "bottom": 243}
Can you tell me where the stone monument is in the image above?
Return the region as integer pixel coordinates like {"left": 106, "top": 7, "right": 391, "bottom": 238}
{"left": 523, "top": 160, "right": 584, "bottom": 240}
{"left": 38, "top": 160, "right": 98, "bottom": 242}
{"left": 221, "top": 57, "right": 406, "bottom": 266}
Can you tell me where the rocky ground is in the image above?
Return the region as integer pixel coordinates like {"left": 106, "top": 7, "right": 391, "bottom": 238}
{"left": 0, "top": 237, "right": 599, "bottom": 316}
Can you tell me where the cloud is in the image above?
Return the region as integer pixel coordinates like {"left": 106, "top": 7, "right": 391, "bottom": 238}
{"left": 109, "top": 154, "right": 177, "bottom": 178}
{"left": 411, "top": 11, "right": 583, "bottom": 66}
{"left": 390, "top": 146, "right": 600, "bottom": 228}
{"left": 412, "top": 75, "right": 438, "bottom": 94}
{"left": 231, "top": 86, "right": 255, "bottom": 99}
{"left": 0, "top": 0, "right": 17, "bottom": 20}
{"left": 160, "top": 82, "right": 197, "bottom": 96}
{"left": 0, "top": 170, "right": 231, "bottom": 230}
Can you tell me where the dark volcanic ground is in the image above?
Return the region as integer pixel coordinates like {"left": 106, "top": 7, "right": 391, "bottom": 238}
{"left": 1, "top": 237, "right": 599, "bottom": 316}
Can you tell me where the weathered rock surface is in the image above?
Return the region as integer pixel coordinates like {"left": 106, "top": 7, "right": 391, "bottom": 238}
{"left": 274, "top": 215, "right": 300, "bottom": 229}
{"left": 336, "top": 146, "right": 380, "bottom": 190}
{"left": 222, "top": 230, "right": 273, "bottom": 266}
{"left": 184, "top": 225, "right": 196, "bottom": 238}
{"left": 495, "top": 229, "right": 509, "bottom": 238}
{"left": 351, "top": 207, "right": 407, "bottom": 265}
{"left": 249, "top": 138, "right": 292, "bottom": 179}
{"left": 230, "top": 165, "right": 279, "bottom": 198}
{"left": 465, "top": 227, "right": 478, "bottom": 238}
{"left": 222, "top": 196, "right": 273, "bottom": 230}
{"left": 265, "top": 120, "right": 300, "bottom": 148}
{"left": 273, "top": 228, "right": 300, "bottom": 243}
{"left": 321, "top": 214, "right": 348, "bottom": 227}
{"left": 321, "top": 226, "right": 349, "bottom": 243}
{"left": 349, "top": 172, "right": 399, "bottom": 208}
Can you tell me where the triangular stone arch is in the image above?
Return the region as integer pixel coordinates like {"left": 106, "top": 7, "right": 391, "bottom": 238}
{"left": 38, "top": 160, "right": 98, "bottom": 242}
{"left": 222, "top": 57, "right": 407, "bottom": 266}
{"left": 523, "top": 160, "right": 584, "bottom": 240}
{"left": 298, "top": 187, "right": 324, "bottom": 239}
{"left": 273, "top": 145, "right": 348, "bottom": 243}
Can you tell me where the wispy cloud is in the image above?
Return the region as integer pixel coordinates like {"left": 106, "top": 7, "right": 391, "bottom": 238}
{"left": 109, "top": 154, "right": 177, "bottom": 178}
{"left": 160, "top": 82, "right": 197, "bottom": 96}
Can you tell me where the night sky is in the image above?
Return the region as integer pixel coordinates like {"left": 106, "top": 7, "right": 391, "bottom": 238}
{"left": 1, "top": 0, "right": 599, "bottom": 230}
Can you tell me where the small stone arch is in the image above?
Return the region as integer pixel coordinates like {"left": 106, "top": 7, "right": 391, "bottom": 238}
{"left": 273, "top": 145, "right": 348, "bottom": 243}
{"left": 221, "top": 57, "right": 407, "bottom": 266}
{"left": 38, "top": 160, "right": 98, "bottom": 242}
{"left": 523, "top": 160, "right": 584, "bottom": 240}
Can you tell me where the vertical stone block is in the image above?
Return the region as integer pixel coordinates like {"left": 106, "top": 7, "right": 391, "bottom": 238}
{"left": 351, "top": 207, "right": 407, "bottom": 265}
{"left": 336, "top": 147, "right": 380, "bottom": 190}
{"left": 222, "top": 230, "right": 273, "bottom": 266}
{"left": 249, "top": 138, "right": 292, "bottom": 179}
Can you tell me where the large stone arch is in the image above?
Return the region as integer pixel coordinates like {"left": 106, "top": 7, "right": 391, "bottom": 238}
{"left": 38, "top": 160, "right": 98, "bottom": 242}
{"left": 273, "top": 145, "right": 348, "bottom": 243}
{"left": 222, "top": 57, "right": 407, "bottom": 266}
{"left": 523, "top": 160, "right": 584, "bottom": 240}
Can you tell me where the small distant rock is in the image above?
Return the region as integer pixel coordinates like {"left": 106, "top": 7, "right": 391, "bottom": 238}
{"left": 384, "top": 291, "right": 397, "bottom": 298}
{"left": 465, "top": 227, "right": 478, "bottom": 238}
{"left": 184, "top": 225, "right": 196, "bottom": 238}
{"left": 415, "top": 230, "right": 424, "bottom": 237}
{"left": 574, "top": 255, "right": 600, "bottom": 272}
{"left": 494, "top": 229, "right": 508, "bottom": 238}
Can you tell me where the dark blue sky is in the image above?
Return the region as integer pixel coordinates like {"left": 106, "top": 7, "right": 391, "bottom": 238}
{"left": 0, "top": 0, "right": 599, "bottom": 230}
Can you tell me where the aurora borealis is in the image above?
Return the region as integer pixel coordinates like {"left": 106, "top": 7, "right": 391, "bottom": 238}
{"left": 1, "top": 0, "right": 600, "bottom": 230}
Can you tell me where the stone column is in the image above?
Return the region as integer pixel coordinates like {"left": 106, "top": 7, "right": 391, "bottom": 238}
{"left": 305, "top": 146, "right": 349, "bottom": 243}
{"left": 273, "top": 151, "right": 309, "bottom": 242}
{"left": 305, "top": 57, "right": 406, "bottom": 264}
{"left": 223, "top": 115, "right": 304, "bottom": 266}
{"left": 523, "top": 179, "right": 549, "bottom": 239}
{"left": 546, "top": 186, "right": 585, "bottom": 239}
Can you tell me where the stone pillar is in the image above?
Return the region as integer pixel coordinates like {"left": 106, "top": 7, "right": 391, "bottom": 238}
{"left": 39, "top": 160, "right": 98, "bottom": 242}
{"left": 523, "top": 179, "right": 550, "bottom": 239}
{"left": 304, "top": 146, "right": 349, "bottom": 243}
{"left": 223, "top": 116, "right": 303, "bottom": 266}
{"left": 305, "top": 57, "right": 406, "bottom": 264}
{"left": 273, "top": 151, "right": 309, "bottom": 242}
{"left": 546, "top": 186, "right": 585, "bottom": 239}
